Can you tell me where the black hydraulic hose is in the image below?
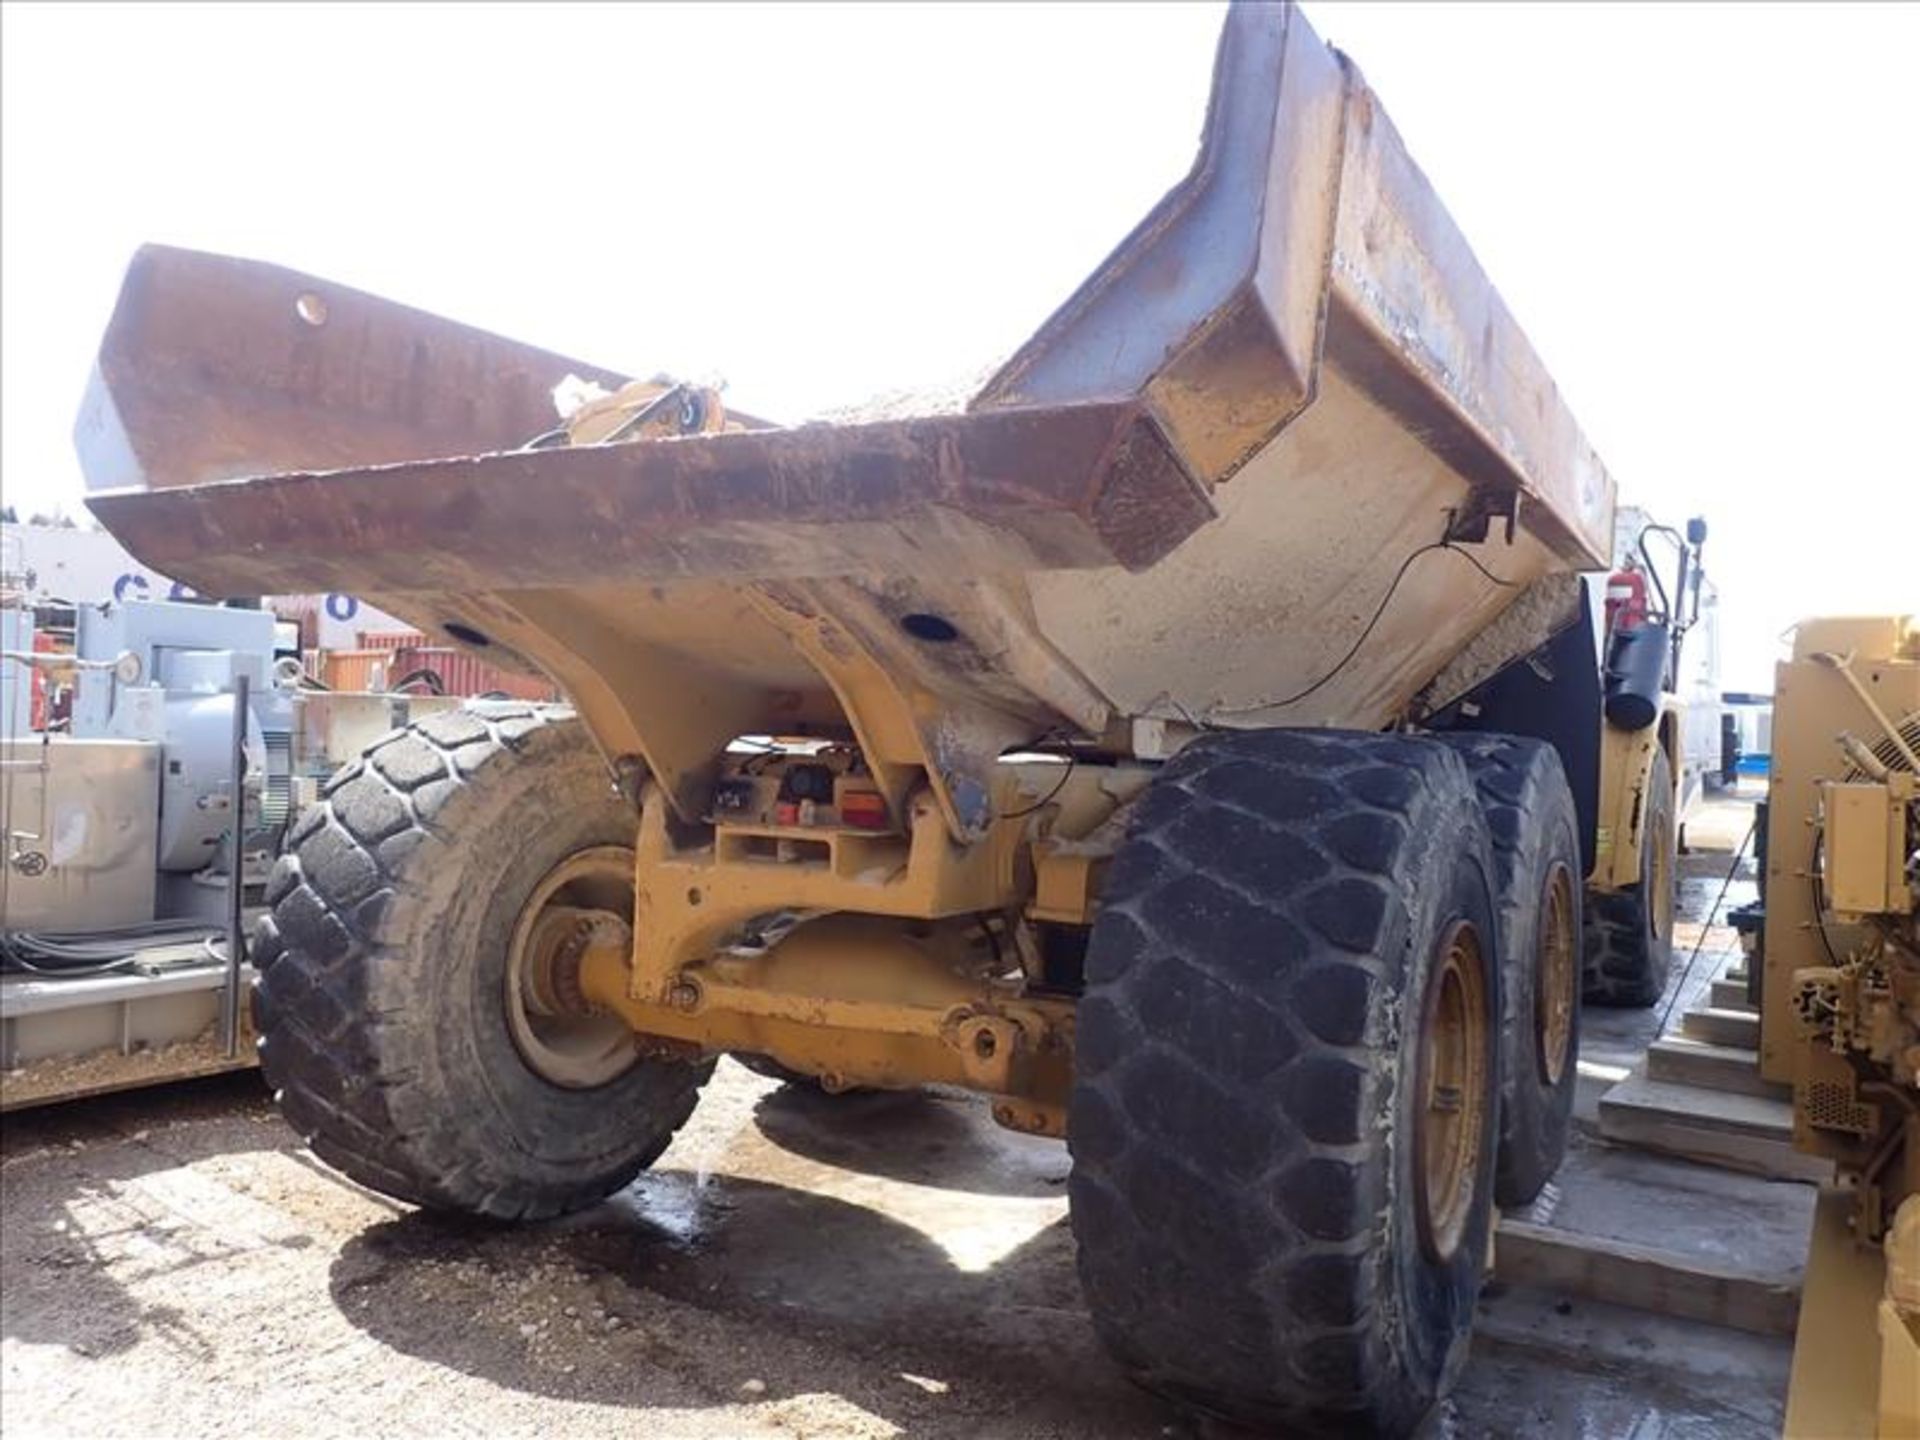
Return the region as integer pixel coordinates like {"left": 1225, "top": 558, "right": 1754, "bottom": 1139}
{"left": 389, "top": 668, "right": 447, "bottom": 696}
{"left": 1, "top": 919, "right": 226, "bottom": 976}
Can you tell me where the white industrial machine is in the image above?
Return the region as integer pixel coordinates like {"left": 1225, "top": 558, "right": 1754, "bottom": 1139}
{"left": 1, "top": 596, "right": 453, "bottom": 1107}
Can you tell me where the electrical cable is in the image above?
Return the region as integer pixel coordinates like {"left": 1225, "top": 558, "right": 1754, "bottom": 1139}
{"left": 1207, "top": 526, "right": 1516, "bottom": 719}
{"left": 1000, "top": 751, "right": 1076, "bottom": 821}
{"left": 1654, "top": 816, "right": 1756, "bottom": 1037}
{"left": 995, "top": 727, "right": 1077, "bottom": 821}
{"left": 388, "top": 667, "right": 447, "bottom": 697}
{"left": 1, "top": 919, "right": 226, "bottom": 977}
{"left": 1809, "top": 829, "right": 1845, "bottom": 969}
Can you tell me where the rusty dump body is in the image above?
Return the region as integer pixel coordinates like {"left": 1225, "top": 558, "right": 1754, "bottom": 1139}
{"left": 80, "top": 3, "right": 1616, "bottom": 842}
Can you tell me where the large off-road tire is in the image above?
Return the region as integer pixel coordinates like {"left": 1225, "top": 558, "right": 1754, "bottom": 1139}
{"left": 1434, "top": 734, "right": 1582, "bottom": 1208}
{"left": 1583, "top": 742, "right": 1677, "bottom": 1008}
{"left": 1071, "top": 729, "right": 1501, "bottom": 1437}
{"left": 251, "top": 704, "right": 711, "bottom": 1220}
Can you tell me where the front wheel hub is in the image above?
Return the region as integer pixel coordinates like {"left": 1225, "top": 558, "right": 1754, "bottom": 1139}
{"left": 505, "top": 847, "right": 641, "bottom": 1089}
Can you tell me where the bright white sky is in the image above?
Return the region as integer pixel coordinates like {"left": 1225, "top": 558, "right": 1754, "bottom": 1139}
{"left": 3, "top": 2, "right": 1916, "bottom": 691}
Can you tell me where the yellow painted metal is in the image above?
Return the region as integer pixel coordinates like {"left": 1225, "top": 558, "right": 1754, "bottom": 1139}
{"left": 1885, "top": 1197, "right": 1920, "bottom": 1439}
{"left": 1770, "top": 618, "right": 1920, "bottom": 1435}
{"left": 1889, "top": 1205, "right": 1920, "bottom": 1440}
{"left": 1025, "top": 367, "right": 1567, "bottom": 731}
{"left": 627, "top": 782, "right": 1025, "bottom": 1005}
{"left": 1824, "top": 777, "right": 1913, "bottom": 917}
{"left": 1787, "top": 1188, "right": 1898, "bottom": 1440}
{"left": 693, "top": 921, "right": 1000, "bottom": 1036}
{"left": 1029, "top": 845, "right": 1106, "bottom": 926}
{"left": 576, "top": 917, "right": 1074, "bottom": 1112}
{"left": 560, "top": 379, "right": 730, "bottom": 446}
{"left": 558, "top": 759, "right": 1145, "bottom": 1120}
{"left": 1536, "top": 862, "right": 1578, "bottom": 1088}
{"left": 621, "top": 751, "right": 1146, "bottom": 1006}
{"left": 1760, "top": 616, "right": 1920, "bottom": 1084}
{"left": 1882, "top": 1295, "right": 1920, "bottom": 1439}
{"left": 436, "top": 583, "right": 828, "bottom": 824}
{"left": 1414, "top": 920, "right": 1493, "bottom": 1264}
{"left": 740, "top": 585, "right": 971, "bottom": 838}
{"left": 1589, "top": 705, "right": 1675, "bottom": 892}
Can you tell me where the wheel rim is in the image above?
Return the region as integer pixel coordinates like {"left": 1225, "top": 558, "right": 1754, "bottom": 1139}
{"left": 1535, "top": 862, "right": 1577, "bottom": 1087}
{"left": 504, "top": 846, "right": 640, "bottom": 1089}
{"left": 1415, "top": 919, "right": 1491, "bottom": 1263}
{"left": 1648, "top": 796, "right": 1675, "bottom": 941}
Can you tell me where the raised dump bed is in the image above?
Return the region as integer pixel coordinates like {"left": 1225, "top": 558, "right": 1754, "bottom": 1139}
{"left": 80, "top": 3, "right": 1614, "bottom": 840}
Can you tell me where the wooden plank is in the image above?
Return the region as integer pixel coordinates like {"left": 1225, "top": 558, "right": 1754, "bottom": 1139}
{"left": 1496, "top": 1218, "right": 1800, "bottom": 1337}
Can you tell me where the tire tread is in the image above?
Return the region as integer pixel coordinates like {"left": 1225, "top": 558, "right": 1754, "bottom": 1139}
{"left": 1071, "top": 729, "right": 1497, "bottom": 1434}
{"left": 255, "top": 704, "right": 705, "bottom": 1220}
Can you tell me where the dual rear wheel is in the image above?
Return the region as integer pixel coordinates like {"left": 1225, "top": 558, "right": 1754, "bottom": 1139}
{"left": 1071, "top": 728, "right": 1582, "bottom": 1435}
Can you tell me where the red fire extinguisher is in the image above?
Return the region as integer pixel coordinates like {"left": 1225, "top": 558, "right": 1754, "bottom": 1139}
{"left": 1604, "top": 567, "right": 1648, "bottom": 635}
{"left": 29, "top": 632, "right": 57, "bottom": 730}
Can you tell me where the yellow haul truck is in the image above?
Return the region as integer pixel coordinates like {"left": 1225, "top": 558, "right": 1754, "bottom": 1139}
{"left": 72, "top": 7, "right": 1695, "bottom": 1433}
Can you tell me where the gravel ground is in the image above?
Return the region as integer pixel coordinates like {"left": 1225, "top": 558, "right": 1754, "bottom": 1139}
{"left": 0, "top": 1066, "right": 1788, "bottom": 1440}
{"left": 2, "top": 794, "right": 1790, "bottom": 1438}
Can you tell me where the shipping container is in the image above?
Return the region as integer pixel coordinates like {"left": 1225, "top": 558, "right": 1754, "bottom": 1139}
{"left": 322, "top": 649, "right": 392, "bottom": 694}
{"left": 391, "top": 645, "right": 557, "bottom": 702}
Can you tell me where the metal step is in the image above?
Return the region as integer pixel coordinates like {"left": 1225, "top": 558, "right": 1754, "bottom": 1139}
{"left": 1645, "top": 1035, "right": 1787, "bottom": 1099}
{"left": 1598, "top": 1072, "right": 1831, "bottom": 1183}
{"left": 1680, "top": 1005, "right": 1761, "bottom": 1049}
{"left": 1709, "top": 977, "right": 1756, "bottom": 1012}
{"left": 1495, "top": 1220, "right": 1799, "bottom": 1337}
{"left": 1494, "top": 1133, "right": 1811, "bottom": 1337}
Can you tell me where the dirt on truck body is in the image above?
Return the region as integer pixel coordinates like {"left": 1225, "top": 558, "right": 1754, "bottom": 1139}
{"left": 74, "top": 5, "right": 1693, "bottom": 1434}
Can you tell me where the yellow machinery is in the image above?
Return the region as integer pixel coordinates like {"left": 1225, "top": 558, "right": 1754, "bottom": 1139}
{"left": 63, "top": 7, "right": 1699, "bottom": 1435}
{"left": 1763, "top": 617, "right": 1920, "bottom": 1439}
